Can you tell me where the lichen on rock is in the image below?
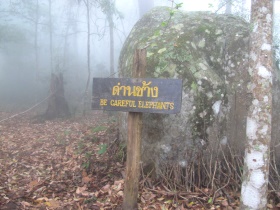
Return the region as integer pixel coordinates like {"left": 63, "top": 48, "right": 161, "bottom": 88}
{"left": 118, "top": 7, "right": 252, "bottom": 175}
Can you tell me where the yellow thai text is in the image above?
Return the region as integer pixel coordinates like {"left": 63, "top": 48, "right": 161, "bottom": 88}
{"left": 112, "top": 81, "right": 158, "bottom": 98}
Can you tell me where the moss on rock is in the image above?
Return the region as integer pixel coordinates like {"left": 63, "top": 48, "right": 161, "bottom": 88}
{"left": 118, "top": 7, "right": 251, "bottom": 174}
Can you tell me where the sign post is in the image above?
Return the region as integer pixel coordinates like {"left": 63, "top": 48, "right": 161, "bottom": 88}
{"left": 122, "top": 49, "right": 145, "bottom": 210}
{"left": 92, "top": 49, "right": 182, "bottom": 209}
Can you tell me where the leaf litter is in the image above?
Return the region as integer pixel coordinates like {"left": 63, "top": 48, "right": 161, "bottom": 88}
{"left": 0, "top": 111, "right": 269, "bottom": 209}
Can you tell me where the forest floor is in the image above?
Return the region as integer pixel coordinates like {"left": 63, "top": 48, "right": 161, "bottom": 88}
{"left": 0, "top": 111, "right": 247, "bottom": 209}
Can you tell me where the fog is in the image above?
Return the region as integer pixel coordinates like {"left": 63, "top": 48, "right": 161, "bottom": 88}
{"left": 0, "top": 0, "right": 279, "bottom": 114}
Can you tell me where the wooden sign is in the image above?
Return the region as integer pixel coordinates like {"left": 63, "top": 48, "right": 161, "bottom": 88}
{"left": 92, "top": 78, "right": 182, "bottom": 114}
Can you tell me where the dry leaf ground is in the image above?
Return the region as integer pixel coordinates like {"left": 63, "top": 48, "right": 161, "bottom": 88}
{"left": 0, "top": 111, "right": 265, "bottom": 209}
{"left": 0, "top": 111, "right": 125, "bottom": 209}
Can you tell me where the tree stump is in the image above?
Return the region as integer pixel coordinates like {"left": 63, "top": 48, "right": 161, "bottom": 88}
{"left": 44, "top": 73, "right": 70, "bottom": 120}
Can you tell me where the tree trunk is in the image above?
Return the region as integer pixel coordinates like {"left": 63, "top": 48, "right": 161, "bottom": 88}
{"left": 48, "top": 0, "right": 53, "bottom": 73}
{"left": 225, "top": 0, "right": 232, "bottom": 14}
{"left": 83, "top": 0, "right": 91, "bottom": 115}
{"left": 109, "top": 13, "right": 114, "bottom": 77}
{"left": 44, "top": 73, "right": 70, "bottom": 120}
{"left": 241, "top": 0, "right": 247, "bottom": 14}
{"left": 35, "top": 0, "right": 39, "bottom": 80}
{"left": 240, "top": 0, "right": 274, "bottom": 209}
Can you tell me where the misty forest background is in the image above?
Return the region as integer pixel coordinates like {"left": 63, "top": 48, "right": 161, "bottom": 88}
{"left": 0, "top": 0, "right": 279, "bottom": 115}
{"left": 0, "top": 0, "right": 280, "bottom": 209}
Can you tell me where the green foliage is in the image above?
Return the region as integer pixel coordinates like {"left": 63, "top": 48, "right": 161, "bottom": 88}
{"left": 84, "top": 196, "right": 97, "bottom": 204}
{"left": 108, "top": 116, "right": 117, "bottom": 123}
{"left": 161, "top": 21, "right": 167, "bottom": 27}
{"left": 175, "top": 2, "right": 183, "bottom": 9}
{"left": 64, "top": 129, "right": 70, "bottom": 135}
{"left": 157, "top": 2, "right": 184, "bottom": 37}
{"left": 97, "top": 144, "right": 107, "bottom": 155}
{"left": 82, "top": 152, "right": 93, "bottom": 169}
{"left": 91, "top": 126, "right": 107, "bottom": 133}
{"left": 116, "top": 143, "right": 126, "bottom": 161}
{"left": 91, "top": 136, "right": 100, "bottom": 143}
{"left": 168, "top": 2, "right": 183, "bottom": 17}
{"left": 56, "top": 133, "right": 68, "bottom": 146}
{"left": 168, "top": 8, "right": 175, "bottom": 17}
{"left": 77, "top": 141, "right": 85, "bottom": 154}
{"left": 85, "top": 151, "right": 92, "bottom": 159}
{"left": 82, "top": 161, "right": 90, "bottom": 169}
{"left": 191, "top": 82, "right": 198, "bottom": 91}
{"left": 97, "top": 0, "right": 123, "bottom": 20}
{"left": 153, "top": 29, "right": 161, "bottom": 37}
{"left": 208, "top": 3, "right": 214, "bottom": 9}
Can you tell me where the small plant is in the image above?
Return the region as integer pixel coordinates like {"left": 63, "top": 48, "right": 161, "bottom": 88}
{"left": 91, "top": 126, "right": 107, "bottom": 133}
{"left": 64, "top": 129, "right": 71, "bottom": 135}
{"left": 56, "top": 135, "right": 67, "bottom": 146}
{"left": 82, "top": 161, "right": 90, "bottom": 169}
{"left": 85, "top": 151, "right": 92, "bottom": 159}
{"left": 84, "top": 196, "right": 97, "bottom": 204}
{"left": 90, "top": 136, "right": 100, "bottom": 143}
{"left": 109, "top": 116, "right": 117, "bottom": 123}
{"left": 116, "top": 143, "right": 126, "bottom": 162}
{"left": 97, "top": 144, "right": 107, "bottom": 155}
{"left": 82, "top": 152, "right": 93, "bottom": 169}
{"left": 157, "top": 1, "right": 184, "bottom": 37}
{"left": 77, "top": 141, "right": 85, "bottom": 154}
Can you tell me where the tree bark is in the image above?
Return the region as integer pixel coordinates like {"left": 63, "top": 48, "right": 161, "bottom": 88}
{"left": 240, "top": 0, "right": 274, "bottom": 209}
{"left": 48, "top": 0, "right": 53, "bottom": 73}
{"left": 35, "top": 0, "right": 39, "bottom": 80}
{"left": 225, "top": 0, "right": 232, "bottom": 14}
{"left": 83, "top": 0, "right": 91, "bottom": 115}
{"left": 109, "top": 11, "right": 114, "bottom": 77}
{"left": 44, "top": 73, "right": 70, "bottom": 120}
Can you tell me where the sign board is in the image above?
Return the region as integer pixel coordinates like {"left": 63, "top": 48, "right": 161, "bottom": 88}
{"left": 92, "top": 78, "right": 182, "bottom": 114}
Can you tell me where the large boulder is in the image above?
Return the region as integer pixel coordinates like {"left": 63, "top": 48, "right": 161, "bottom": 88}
{"left": 118, "top": 7, "right": 279, "bottom": 175}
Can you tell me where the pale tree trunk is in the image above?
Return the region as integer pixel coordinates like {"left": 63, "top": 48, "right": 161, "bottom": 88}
{"left": 34, "top": 0, "right": 39, "bottom": 80}
{"left": 83, "top": 0, "right": 91, "bottom": 115}
{"left": 241, "top": 0, "right": 247, "bottom": 14}
{"left": 240, "top": 0, "right": 274, "bottom": 209}
{"left": 109, "top": 13, "right": 114, "bottom": 77}
{"left": 48, "top": 0, "right": 53, "bottom": 73}
{"left": 34, "top": 0, "right": 39, "bottom": 105}
{"left": 225, "top": 0, "right": 232, "bottom": 14}
{"left": 100, "top": 0, "right": 115, "bottom": 77}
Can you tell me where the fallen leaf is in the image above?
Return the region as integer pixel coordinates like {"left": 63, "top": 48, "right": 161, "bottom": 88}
{"left": 34, "top": 197, "right": 49, "bottom": 204}
{"left": 267, "top": 203, "right": 273, "bottom": 209}
{"left": 101, "top": 184, "right": 110, "bottom": 192}
{"left": 21, "top": 201, "right": 32, "bottom": 207}
{"left": 28, "top": 179, "right": 39, "bottom": 190}
{"left": 76, "top": 186, "right": 87, "bottom": 195}
{"left": 82, "top": 176, "right": 93, "bottom": 184}
{"left": 47, "top": 199, "right": 61, "bottom": 208}
{"left": 116, "top": 191, "right": 123, "bottom": 197}
{"left": 221, "top": 200, "right": 229, "bottom": 207}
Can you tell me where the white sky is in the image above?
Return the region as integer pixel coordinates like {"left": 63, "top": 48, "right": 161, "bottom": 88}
{"left": 116, "top": 0, "right": 279, "bottom": 27}
{"left": 275, "top": 1, "right": 280, "bottom": 13}
{"left": 179, "top": 0, "right": 214, "bottom": 11}
{"left": 153, "top": 0, "right": 214, "bottom": 11}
